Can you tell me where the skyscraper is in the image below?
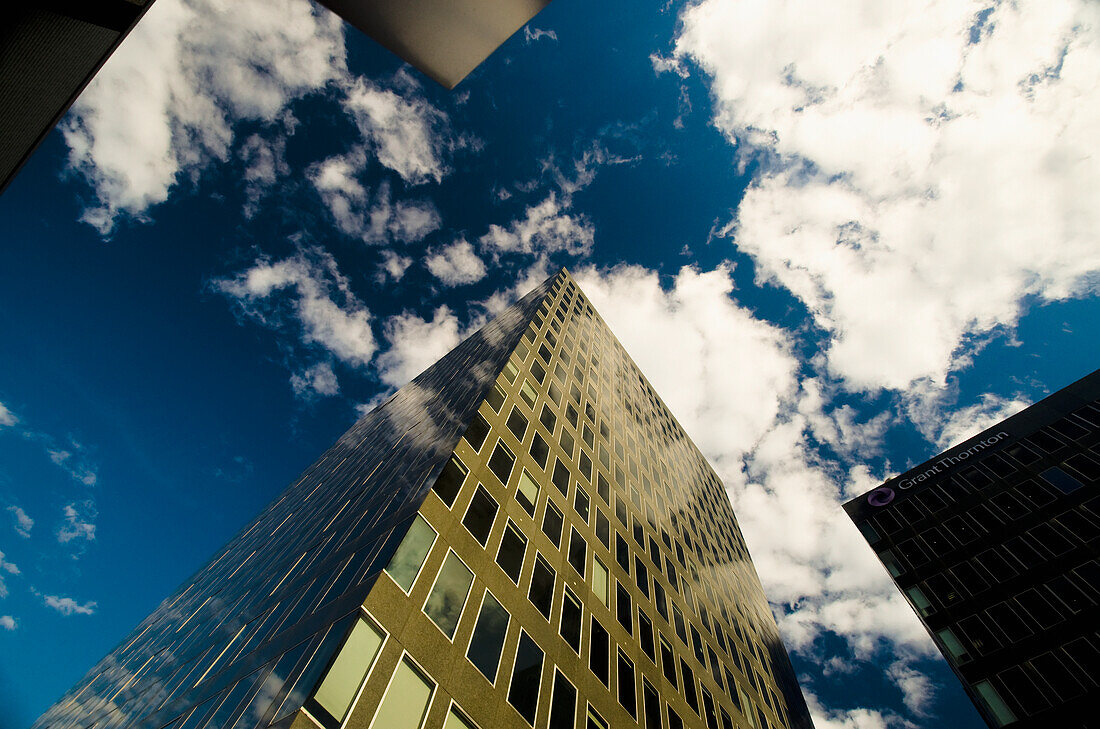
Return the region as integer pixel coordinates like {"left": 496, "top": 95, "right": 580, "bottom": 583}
{"left": 844, "top": 369, "right": 1100, "bottom": 728}
{"left": 34, "top": 269, "right": 813, "bottom": 729}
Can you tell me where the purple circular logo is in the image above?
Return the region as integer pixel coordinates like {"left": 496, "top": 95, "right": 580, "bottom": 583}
{"left": 867, "top": 487, "right": 895, "bottom": 507}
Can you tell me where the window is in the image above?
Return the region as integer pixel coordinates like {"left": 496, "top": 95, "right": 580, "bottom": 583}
{"left": 616, "top": 534, "right": 631, "bottom": 572}
{"left": 530, "top": 433, "right": 550, "bottom": 469}
{"left": 516, "top": 470, "right": 540, "bottom": 516}
{"left": 549, "top": 670, "right": 577, "bottom": 729}
{"left": 553, "top": 460, "right": 571, "bottom": 496}
{"left": 489, "top": 441, "right": 516, "bottom": 486}
{"left": 424, "top": 551, "right": 474, "bottom": 639}
{"left": 574, "top": 486, "right": 591, "bottom": 523}
{"left": 639, "top": 610, "right": 656, "bottom": 661}
{"left": 462, "top": 486, "right": 498, "bottom": 546}
{"left": 507, "top": 407, "right": 530, "bottom": 442}
{"left": 561, "top": 429, "right": 576, "bottom": 459}
{"left": 306, "top": 616, "right": 385, "bottom": 728}
{"left": 973, "top": 680, "right": 1017, "bottom": 727}
{"left": 643, "top": 678, "right": 662, "bottom": 729}
{"left": 590, "top": 618, "right": 610, "bottom": 686}
{"left": 587, "top": 705, "right": 609, "bottom": 729}
{"left": 1042, "top": 466, "right": 1083, "bottom": 494}
{"left": 541, "top": 405, "right": 557, "bottom": 433}
{"left": 635, "top": 556, "right": 650, "bottom": 597}
{"left": 668, "top": 707, "right": 684, "bottom": 729}
{"left": 542, "top": 500, "right": 564, "bottom": 547}
{"left": 368, "top": 657, "right": 434, "bottom": 729}
{"left": 592, "top": 557, "right": 609, "bottom": 607}
{"left": 529, "top": 555, "right": 556, "bottom": 620}
{"left": 691, "top": 626, "right": 706, "bottom": 663}
{"left": 596, "top": 509, "right": 610, "bottom": 548}
{"left": 486, "top": 384, "right": 506, "bottom": 413}
{"left": 672, "top": 605, "right": 687, "bottom": 644}
{"left": 508, "top": 632, "right": 544, "bottom": 725}
{"left": 654, "top": 582, "right": 668, "bottom": 620}
{"left": 936, "top": 627, "right": 970, "bottom": 663}
{"left": 549, "top": 381, "right": 563, "bottom": 404}
{"left": 503, "top": 360, "right": 519, "bottom": 383}
{"left": 521, "top": 380, "right": 539, "bottom": 407}
{"left": 617, "top": 583, "right": 633, "bottom": 635}
{"left": 905, "top": 585, "right": 933, "bottom": 616}
{"left": 569, "top": 529, "right": 587, "bottom": 577}
{"left": 385, "top": 515, "right": 436, "bottom": 593}
{"left": 618, "top": 650, "right": 638, "bottom": 718}
{"left": 701, "top": 688, "right": 720, "bottom": 729}
{"left": 443, "top": 705, "right": 477, "bottom": 729}
{"left": 561, "top": 587, "right": 582, "bottom": 653}
{"left": 433, "top": 456, "right": 468, "bottom": 508}
{"left": 462, "top": 414, "right": 491, "bottom": 453}
{"left": 467, "top": 592, "right": 510, "bottom": 683}
{"left": 660, "top": 635, "right": 677, "bottom": 687}
{"left": 496, "top": 522, "right": 528, "bottom": 584}
{"left": 680, "top": 659, "right": 699, "bottom": 713}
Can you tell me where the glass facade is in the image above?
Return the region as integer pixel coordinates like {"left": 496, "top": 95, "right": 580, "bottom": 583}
{"left": 35, "top": 269, "right": 814, "bottom": 729}
{"left": 845, "top": 368, "right": 1100, "bottom": 728}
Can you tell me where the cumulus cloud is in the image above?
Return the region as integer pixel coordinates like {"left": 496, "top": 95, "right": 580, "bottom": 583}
{"left": 0, "top": 552, "right": 19, "bottom": 598}
{"left": 0, "top": 401, "right": 16, "bottom": 427}
{"left": 63, "top": 0, "right": 346, "bottom": 234}
{"left": 675, "top": 0, "right": 1100, "bottom": 392}
{"left": 375, "top": 307, "right": 463, "bottom": 389}
{"left": 212, "top": 245, "right": 376, "bottom": 369}
{"left": 7, "top": 506, "right": 33, "bottom": 538}
{"left": 479, "top": 193, "right": 595, "bottom": 258}
{"left": 308, "top": 154, "right": 442, "bottom": 244}
{"left": 290, "top": 361, "right": 340, "bottom": 398}
{"left": 342, "top": 71, "right": 469, "bottom": 186}
{"left": 239, "top": 132, "right": 289, "bottom": 217}
{"left": 42, "top": 595, "right": 98, "bottom": 617}
{"left": 377, "top": 250, "right": 413, "bottom": 282}
{"left": 928, "top": 392, "right": 1030, "bottom": 451}
{"left": 0, "top": 615, "right": 15, "bottom": 631}
{"left": 425, "top": 239, "right": 488, "bottom": 286}
{"left": 57, "top": 501, "right": 97, "bottom": 544}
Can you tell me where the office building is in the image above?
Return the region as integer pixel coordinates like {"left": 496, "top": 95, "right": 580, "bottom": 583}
{"left": 34, "top": 269, "right": 813, "bottom": 729}
{"left": 844, "top": 369, "right": 1100, "bottom": 728}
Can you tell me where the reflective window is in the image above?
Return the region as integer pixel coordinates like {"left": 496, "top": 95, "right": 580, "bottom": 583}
{"left": 444, "top": 705, "right": 477, "bottom": 729}
{"left": 974, "top": 680, "right": 1017, "bottom": 727}
{"left": 467, "top": 591, "right": 510, "bottom": 684}
{"left": 496, "top": 522, "right": 528, "bottom": 584}
{"left": 616, "top": 534, "right": 631, "bottom": 572}
{"left": 680, "top": 659, "right": 699, "bottom": 713}
{"left": 905, "top": 585, "right": 933, "bottom": 616}
{"left": 618, "top": 649, "right": 637, "bottom": 718}
{"left": 935, "top": 627, "right": 969, "bottom": 663}
{"left": 508, "top": 631, "right": 544, "bottom": 725}
{"left": 433, "top": 456, "right": 469, "bottom": 508}
{"left": 639, "top": 610, "right": 655, "bottom": 661}
{"left": 486, "top": 385, "right": 506, "bottom": 413}
{"left": 549, "top": 670, "right": 577, "bottom": 729}
{"left": 595, "top": 509, "right": 610, "bottom": 549}
{"left": 369, "top": 657, "right": 434, "bottom": 729}
{"left": 540, "top": 405, "right": 557, "bottom": 433}
{"left": 617, "top": 582, "right": 633, "bottom": 635}
{"left": 520, "top": 381, "right": 539, "bottom": 407}
{"left": 574, "top": 486, "right": 591, "bottom": 523}
{"left": 517, "top": 469, "right": 540, "bottom": 516}
{"left": 308, "top": 616, "right": 385, "bottom": 727}
{"left": 1042, "top": 466, "right": 1083, "bottom": 494}
{"left": 507, "top": 407, "right": 530, "bottom": 442}
{"left": 561, "top": 587, "right": 582, "bottom": 653}
{"left": 701, "top": 687, "right": 719, "bottom": 729}
{"left": 643, "top": 678, "right": 662, "bottom": 729}
{"left": 568, "top": 528, "right": 587, "bottom": 577}
{"left": 529, "top": 554, "right": 556, "bottom": 620}
{"left": 488, "top": 441, "right": 516, "bottom": 486}
{"left": 385, "top": 515, "right": 436, "bottom": 593}
{"left": 462, "top": 486, "right": 498, "bottom": 546}
{"left": 553, "top": 460, "right": 571, "bottom": 496}
{"left": 462, "top": 415, "right": 491, "bottom": 453}
{"left": 635, "top": 556, "right": 650, "bottom": 597}
{"left": 590, "top": 618, "right": 610, "bottom": 686}
{"left": 424, "top": 551, "right": 474, "bottom": 639}
{"left": 592, "top": 557, "right": 609, "bottom": 607}
{"left": 530, "top": 433, "right": 550, "bottom": 469}
{"left": 542, "top": 500, "right": 564, "bottom": 547}
{"left": 660, "top": 635, "right": 677, "bottom": 688}
{"left": 587, "top": 704, "right": 609, "bottom": 729}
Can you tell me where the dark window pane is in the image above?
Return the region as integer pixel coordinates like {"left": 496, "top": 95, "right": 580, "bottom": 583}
{"left": 1042, "top": 466, "right": 1083, "bottom": 494}
{"left": 549, "top": 671, "right": 577, "bottom": 729}
{"left": 462, "top": 486, "right": 498, "bottom": 546}
{"left": 540, "top": 405, "right": 557, "bottom": 433}
{"left": 643, "top": 679, "right": 662, "bottom": 729}
{"left": 701, "top": 688, "right": 720, "bottom": 729}
{"left": 489, "top": 442, "right": 516, "bottom": 486}
{"left": 507, "top": 407, "right": 529, "bottom": 442}
{"left": 668, "top": 707, "right": 684, "bottom": 729}
{"left": 568, "top": 529, "right": 587, "bottom": 577}
{"left": 529, "top": 555, "right": 556, "bottom": 620}
{"left": 639, "top": 610, "right": 656, "bottom": 661}
{"left": 486, "top": 385, "right": 506, "bottom": 413}
{"left": 463, "top": 414, "right": 491, "bottom": 452}
{"left": 618, "top": 651, "right": 637, "bottom": 718}
{"left": 660, "top": 636, "right": 677, "bottom": 687}
{"left": 467, "top": 591, "right": 509, "bottom": 683}
{"left": 574, "top": 486, "right": 590, "bottom": 523}
{"left": 654, "top": 582, "right": 668, "bottom": 620}
{"left": 432, "top": 456, "right": 468, "bottom": 508}
{"left": 680, "top": 659, "right": 699, "bottom": 713}
{"left": 560, "top": 588, "right": 582, "bottom": 653}
{"left": 590, "top": 618, "right": 610, "bottom": 686}
{"left": 617, "top": 583, "right": 633, "bottom": 635}
{"left": 496, "top": 523, "right": 527, "bottom": 584}
{"left": 635, "top": 556, "right": 650, "bottom": 597}
{"left": 530, "top": 433, "right": 550, "bottom": 469}
{"left": 596, "top": 510, "right": 610, "bottom": 549}
{"left": 508, "top": 632, "right": 544, "bottom": 725}
{"left": 553, "top": 460, "right": 571, "bottom": 496}
{"left": 542, "top": 501, "right": 564, "bottom": 548}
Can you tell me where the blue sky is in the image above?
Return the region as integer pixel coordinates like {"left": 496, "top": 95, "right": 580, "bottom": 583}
{"left": 1, "top": 0, "right": 1099, "bottom": 726}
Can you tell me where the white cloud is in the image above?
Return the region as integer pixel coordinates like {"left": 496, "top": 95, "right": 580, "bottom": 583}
{"left": 377, "top": 250, "right": 414, "bottom": 282}
{"left": 0, "top": 615, "right": 15, "bottom": 631}
{"left": 63, "top": 0, "right": 346, "bottom": 234}
{"left": 342, "top": 71, "right": 465, "bottom": 186}
{"left": 57, "top": 501, "right": 97, "bottom": 544}
{"left": 239, "top": 132, "right": 289, "bottom": 217}
{"left": 375, "top": 307, "right": 463, "bottom": 389}
{"left": 47, "top": 444, "right": 98, "bottom": 487}
{"left": 0, "top": 551, "right": 19, "bottom": 598}
{"left": 479, "top": 193, "right": 595, "bottom": 258}
{"left": 929, "top": 392, "right": 1030, "bottom": 451}
{"left": 887, "top": 661, "right": 935, "bottom": 716}
{"left": 7, "top": 506, "right": 33, "bottom": 538}
{"left": 524, "top": 27, "right": 558, "bottom": 44}
{"left": 0, "top": 401, "right": 16, "bottom": 427}
{"left": 213, "top": 246, "right": 376, "bottom": 368}
{"left": 676, "top": 0, "right": 1100, "bottom": 392}
{"left": 290, "top": 362, "right": 340, "bottom": 398}
{"left": 425, "top": 239, "right": 488, "bottom": 286}
{"left": 42, "top": 595, "right": 98, "bottom": 617}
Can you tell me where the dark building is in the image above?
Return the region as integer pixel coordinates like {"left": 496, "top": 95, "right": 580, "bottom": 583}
{"left": 844, "top": 369, "right": 1100, "bottom": 728}
{"left": 0, "top": 1, "right": 154, "bottom": 194}
{"left": 34, "top": 269, "right": 813, "bottom": 729}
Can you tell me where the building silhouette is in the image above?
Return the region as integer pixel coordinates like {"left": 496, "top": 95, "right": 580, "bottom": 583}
{"left": 845, "top": 369, "right": 1100, "bottom": 728}
{"left": 34, "top": 269, "right": 813, "bottom": 729}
